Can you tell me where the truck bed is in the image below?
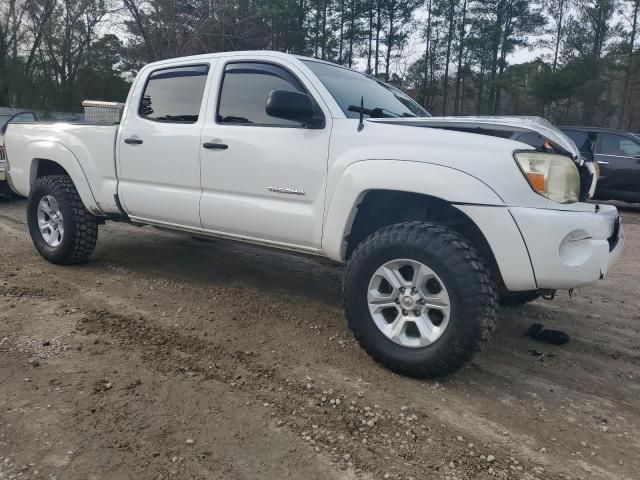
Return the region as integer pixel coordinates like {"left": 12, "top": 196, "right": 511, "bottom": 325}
{"left": 4, "top": 122, "right": 120, "bottom": 214}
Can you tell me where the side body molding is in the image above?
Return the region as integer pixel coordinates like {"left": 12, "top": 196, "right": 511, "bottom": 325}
{"left": 25, "top": 141, "right": 102, "bottom": 215}
{"left": 321, "top": 160, "right": 505, "bottom": 262}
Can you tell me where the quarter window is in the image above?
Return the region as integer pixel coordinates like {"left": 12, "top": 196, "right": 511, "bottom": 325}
{"left": 217, "top": 62, "right": 307, "bottom": 126}
{"left": 139, "top": 65, "right": 209, "bottom": 123}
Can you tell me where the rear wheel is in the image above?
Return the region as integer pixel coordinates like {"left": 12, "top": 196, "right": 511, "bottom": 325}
{"left": 344, "top": 222, "right": 497, "bottom": 378}
{"left": 27, "top": 175, "right": 98, "bottom": 264}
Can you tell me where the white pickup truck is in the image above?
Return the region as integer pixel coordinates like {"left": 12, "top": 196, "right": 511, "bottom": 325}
{"left": 3, "top": 51, "right": 623, "bottom": 378}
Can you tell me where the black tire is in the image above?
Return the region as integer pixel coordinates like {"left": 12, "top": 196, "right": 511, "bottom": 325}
{"left": 498, "top": 291, "right": 540, "bottom": 306}
{"left": 27, "top": 175, "right": 98, "bottom": 264}
{"left": 344, "top": 222, "right": 497, "bottom": 378}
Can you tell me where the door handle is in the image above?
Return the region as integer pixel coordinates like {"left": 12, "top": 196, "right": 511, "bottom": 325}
{"left": 203, "top": 142, "right": 228, "bottom": 150}
{"left": 124, "top": 137, "right": 143, "bottom": 145}
{"left": 596, "top": 160, "right": 609, "bottom": 165}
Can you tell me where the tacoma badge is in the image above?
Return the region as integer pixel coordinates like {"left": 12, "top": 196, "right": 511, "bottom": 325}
{"left": 267, "top": 186, "right": 306, "bottom": 196}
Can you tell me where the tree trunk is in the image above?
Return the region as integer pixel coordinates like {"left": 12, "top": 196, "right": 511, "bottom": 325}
{"left": 428, "top": 27, "right": 439, "bottom": 108}
{"left": 421, "top": 0, "right": 433, "bottom": 106}
{"left": 348, "top": 0, "right": 355, "bottom": 67}
{"left": 339, "top": 0, "right": 345, "bottom": 62}
{"left": 493, "top": 2, "right": 514, "bottom": 114}
{"left": 454, "top": 0, "right": 467, "bottom": 115}
{"left": 488, "top": 1, "right": 505, "bottom": 114}
{"left": 618, "top": 0, "right": 639, "bottom": 129}
{"left": 374, "top": 0, "right": 381, "bottom": 76}
{"left": 321, "top": 0, "right": 327, "bottom": 59}
{"left": 385, "top": 1, "right": 396, "bottom": 81}
{"left": 442, "top": 0, "right": 455, "bottom": 115}
{"left": 367, "top": 3, "right": 374, "bottom": 73}
{"left": 552, "top": 0, "right": 565, "bottom": 72}
{"left": 314, "top": 2, "right": 320, "bottom": 57}
{"left": 477, "top": 63, "right": 486, "bottom": 115}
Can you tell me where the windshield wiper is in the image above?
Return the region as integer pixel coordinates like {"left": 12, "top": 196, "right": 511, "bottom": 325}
{"left": 347, "top": 105, "right": 400, "bottom": 118}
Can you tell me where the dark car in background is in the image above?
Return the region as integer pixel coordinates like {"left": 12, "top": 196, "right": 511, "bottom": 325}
{"left": 561, "top": 127, "right": 640, "bottom": 203}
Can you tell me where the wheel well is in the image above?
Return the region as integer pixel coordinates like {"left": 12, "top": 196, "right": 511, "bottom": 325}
{"left": 344, "top": 190, "right": 504, "bottom": 288}
{"left": 35, "top": 159, "right": 68, "bottom": 179}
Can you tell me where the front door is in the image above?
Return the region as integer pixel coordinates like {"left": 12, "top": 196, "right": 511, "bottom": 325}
{"left": 594, "top": 132, "right": 640, "bottom": 199}
{"left": 199, "top": 60, "right": 331, "bottom": 249}
{"left": 118, "top": 63, "right": 212, "bottom": 227}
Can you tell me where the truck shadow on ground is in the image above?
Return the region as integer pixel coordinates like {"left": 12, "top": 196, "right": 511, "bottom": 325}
{"left": 94, "top": 223, "right": 346, "bottom": 307}
{"left": 92, "top": 224, "right": 582, "bottom": 353}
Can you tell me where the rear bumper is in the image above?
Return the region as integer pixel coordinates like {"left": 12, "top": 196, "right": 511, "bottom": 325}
{"left": 510, "top": 204, "right": 623, "bottom": 289}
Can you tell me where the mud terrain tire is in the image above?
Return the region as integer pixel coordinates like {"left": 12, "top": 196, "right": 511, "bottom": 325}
{"left": 344, "top": 222, "right": 497, "bottom": 378}
{"left": 27, "top": 175, "right": 98, "bottom": 264}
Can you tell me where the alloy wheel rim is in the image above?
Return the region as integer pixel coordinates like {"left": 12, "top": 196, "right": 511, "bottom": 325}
{"left": 367, "top": 259, "right": 451, "bottom": 348}
{"left": 37, "top": 195, "right": 64, "bottom": 247}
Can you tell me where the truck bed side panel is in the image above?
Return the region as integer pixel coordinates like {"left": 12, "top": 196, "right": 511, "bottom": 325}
{"left": 5, "top": 123, "right": 120, "bottom": 215}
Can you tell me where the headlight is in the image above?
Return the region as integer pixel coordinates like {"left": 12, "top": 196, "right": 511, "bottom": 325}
{"left": 514, "top": 151, "right": 580, "bottom": 203}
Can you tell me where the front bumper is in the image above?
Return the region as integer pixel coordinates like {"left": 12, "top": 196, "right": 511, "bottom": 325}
{"left": 510, "top": 204, "right": 623, "bottom": 289}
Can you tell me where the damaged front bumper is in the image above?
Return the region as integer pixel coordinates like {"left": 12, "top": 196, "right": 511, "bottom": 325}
{"left": 510, "top": 204, "right": 624, "bottom": 289}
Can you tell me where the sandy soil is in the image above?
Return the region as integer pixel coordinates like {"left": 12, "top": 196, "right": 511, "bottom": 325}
{"left": 1, "top": 196, "right": 639, "bottom": 480}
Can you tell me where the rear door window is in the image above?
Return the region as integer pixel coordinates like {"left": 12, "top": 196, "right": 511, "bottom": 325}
{"left": 139, "top": 65, "right": 209, "bottom": 123}
{"left": 596, "top": 133, "right": 640, "bottom": 157}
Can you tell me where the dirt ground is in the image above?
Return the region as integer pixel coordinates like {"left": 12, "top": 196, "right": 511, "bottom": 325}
{"left": 0, "top": 197, "right": 639, "bottom": 480}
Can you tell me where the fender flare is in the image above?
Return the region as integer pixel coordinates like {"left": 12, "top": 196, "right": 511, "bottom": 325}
{"left": 25, "top": 140, "right": 103, "bottom": 215}
{"left": 322, "top": 160, "right": 505, "bottom": 262}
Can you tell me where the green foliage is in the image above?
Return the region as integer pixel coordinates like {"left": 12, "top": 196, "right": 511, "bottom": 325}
{"left": 0, "top": 0, "right": 637, "bottom": 131}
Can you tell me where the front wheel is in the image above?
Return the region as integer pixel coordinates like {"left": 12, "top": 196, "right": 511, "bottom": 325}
{"left": 27, "top": 175, "right": 99, "bottom": 264}
{"left": 344, "top": 222, "right": 497, "bottom": 378}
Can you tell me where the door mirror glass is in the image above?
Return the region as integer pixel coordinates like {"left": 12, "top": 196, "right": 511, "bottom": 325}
{"left": 266, "top": 90, "right": 314, "bottom": 123}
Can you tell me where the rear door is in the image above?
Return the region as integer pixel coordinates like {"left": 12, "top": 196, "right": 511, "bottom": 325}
{"left": 594, "top": 132, "right": 640, "bottom": 197}
{"left": 118, "top": 63, "right": 213, "bottom": 227}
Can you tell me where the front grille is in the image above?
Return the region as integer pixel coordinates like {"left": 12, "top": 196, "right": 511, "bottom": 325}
{"left": 0, "top": 145, "right": 5, "bottom": 161}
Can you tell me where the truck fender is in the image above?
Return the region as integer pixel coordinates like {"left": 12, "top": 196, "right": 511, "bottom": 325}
{"left": 322, "top": 160, "right": 505, "bottom": 262}
{"left": 25, "top": 140, "right": 102, "bottom": 215}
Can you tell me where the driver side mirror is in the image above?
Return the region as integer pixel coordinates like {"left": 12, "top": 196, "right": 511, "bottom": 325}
{"left": 266, "top": 90, "right": 321, "bottom": 127}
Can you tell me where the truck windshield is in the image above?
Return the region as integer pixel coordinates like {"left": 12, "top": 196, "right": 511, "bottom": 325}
{"left": 302, "top": 59, "right": 430, "bottom": 119}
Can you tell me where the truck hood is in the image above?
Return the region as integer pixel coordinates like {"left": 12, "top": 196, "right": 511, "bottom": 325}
{"left": 367, "top": 116, "right": 580, "bottom": 162}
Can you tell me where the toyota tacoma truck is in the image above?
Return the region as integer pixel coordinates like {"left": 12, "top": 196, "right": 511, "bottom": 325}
{"left": 3, "top": 51, "right": 623, "bottom": 378}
